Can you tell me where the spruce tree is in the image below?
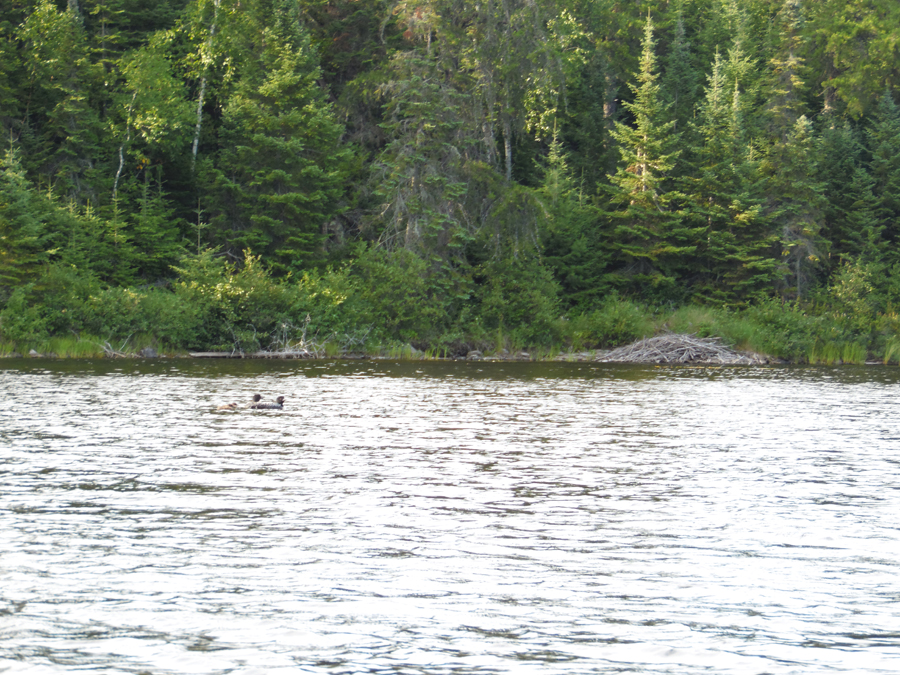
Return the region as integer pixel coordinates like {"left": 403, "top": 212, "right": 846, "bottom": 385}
{"left": 0, "top": 146, "right": 47, "bottom": 287}
{"left": 0, "top": 9, "right": 20, "bottom": 139}
{"left": 683, "top": 51, "right": 777, "bottom": 304}
{"left": 661, "top": 7, "right": 700, "bottom": 139}
{"left": 538, "top": 132, "right": 607, "bottom": 308}
{"left": 763, "top": 0, "right": 808, "bottom": 141}
{"left": 374, "top": 50, "right": 474, "bottom": 259}
{"left": 201, "top": 0, "right": 349, "bottom": 273}
{"left": 817, "top": 122, "right": 881, "bottom": 265}
{"left": 867, "top": 89, "right": 900, "bottom": 261}
{"left": 604, "top": 15, "right": 697, "bottom": 299}
{"left": 762, "top": 115, "right": 827, "bottom": 299}
{"left": 16, "top": 0, "right": 106, "bottom": 204}
{"left": 129, "top": 167, "right": 187, "bottom": 279}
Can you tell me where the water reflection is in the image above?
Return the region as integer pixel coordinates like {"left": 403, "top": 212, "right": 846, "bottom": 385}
{"left": 1, "top": 359, "right": 900, "bottom": 673}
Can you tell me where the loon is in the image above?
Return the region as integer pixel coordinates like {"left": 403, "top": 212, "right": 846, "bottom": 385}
{"left": 218, "top": 394, "right": 262, "bottom": 410}
{"left": 251, "top": 396, "right": 285, "bottom": 410}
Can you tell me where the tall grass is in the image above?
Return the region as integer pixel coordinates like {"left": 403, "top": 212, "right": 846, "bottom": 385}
{"left": 842, "top": 343, "right": 867, "bottom": 365}
{"left": 565, "top": 297, "right": 655, "bottom": 350}
{"left": 665, "top": 306, "right": 720, "bottom": 336}
{"left": 807, "top": 341, "right": 867, "bottom": 365}
{"left": 37, "top": 336, "right": 107, "bottom": 357}
{"left": 884, "top": 337, "right": 900, "bottom": 365}
{"left": 807, "top": 342, "right": 842, "bottom": 365}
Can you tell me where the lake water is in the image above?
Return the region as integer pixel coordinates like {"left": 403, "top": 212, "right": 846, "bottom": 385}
{"left": 2, "top": 359, "right": 900, "bottom": 674}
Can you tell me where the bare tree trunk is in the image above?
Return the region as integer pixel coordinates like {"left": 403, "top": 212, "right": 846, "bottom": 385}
{"left": 503, "top": 115, "right": 512, "bottom": 183}
{"left": 822, "top": 54, "right": 837, "bottom": 120}
{"left": 191, "top": 0, "right": 220, "bottom": 173}
{"left": 113, "top": 92, "right": 137, "bottom": 201}
{"left": 191, "top": 76, "right": 208, "bottom": 170}
{"left": 603, "top": 72, "right": 618, "bottom": 128}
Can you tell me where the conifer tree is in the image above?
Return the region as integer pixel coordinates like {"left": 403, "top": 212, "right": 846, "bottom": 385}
{"left": 456, "top": 0, "right": 565, "bottom": 183}
{"left": 16, "top": 0, "right": 105, "bottom": 204}
{"left": 817, "top": 122, "right": 881, "bottom": 265}
{"left": 374, "top": 51, "right": 473, "bottom": 258}
{"left": 0, "top": 146, "right": 47, "bottom": 287}
{"left": 201, "top": 0, "right": 349, "bottom": 273}
{"left": 129, "top": 167, "right": 187, "bottom": 279}
{"left": 0, "top": 11, "right": 20, "bottom": 139}
{"left": 762, "top": 115, "right": 827, "bottom": 299}
{"left": 867, "top": 89, "right": 900, "bottom": 260}
{"left": 562, "top": 52, "right": 618, "bottom": 190}
{"left": 605, "top": 15, "right": 697, "bottom": 298}
{"left": 683, "top": 51, "right": 777, "bottom": 304}
{"left": 539, "top": 132, "right": 606, "bottom": 308}
{"left": 661, "top": 7, "right": 700, "bottom": 138}
{"left": 82, "top": 0, "right": 187, "bottom": 58}
{"left": 722, "top": 3, "right": 763, "bottom": 129}
{"left": 763, "top": 0, "right": 808, "bottom": 140}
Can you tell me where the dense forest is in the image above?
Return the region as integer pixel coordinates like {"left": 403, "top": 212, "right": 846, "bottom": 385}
{"left": 1, "top": 0, "right": 900, "bottom": 361}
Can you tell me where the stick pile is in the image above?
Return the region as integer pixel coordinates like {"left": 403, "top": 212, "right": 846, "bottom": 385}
{"left": 597, "top": 333, "right": 765, "bottom": 365}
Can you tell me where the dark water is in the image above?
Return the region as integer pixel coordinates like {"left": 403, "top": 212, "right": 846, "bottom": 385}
{"left": 2, "top": 359, "right": 900, "bottom": 674}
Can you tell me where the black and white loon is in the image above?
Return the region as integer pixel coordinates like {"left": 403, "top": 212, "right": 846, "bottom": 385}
{"left": 251, "top": 396, "right": 285, "bottom": 410}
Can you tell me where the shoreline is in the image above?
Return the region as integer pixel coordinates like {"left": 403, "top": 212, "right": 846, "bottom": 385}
{"left": 3, "top": 347, "right": 889, "bottom": 367}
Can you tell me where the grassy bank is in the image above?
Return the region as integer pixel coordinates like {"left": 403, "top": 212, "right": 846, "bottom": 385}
{"left": 4, "top": 292, "right": 898, "bottom": 365}
{"left": 3, "top": 252, "right": 899, "bottom": 365}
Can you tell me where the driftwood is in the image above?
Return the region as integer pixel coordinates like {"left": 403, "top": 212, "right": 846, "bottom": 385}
{"left": 189, "top": 350, "right": 319, "bottom": 359}
{"left": 100, "top": 339, "right": 131, "bottom": 358}
{"left": 597, "top": 333, "right": 765, "bottom": 365}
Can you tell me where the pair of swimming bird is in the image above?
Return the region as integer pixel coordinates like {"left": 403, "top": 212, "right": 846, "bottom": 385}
{"left": 218, "top": 394, "right": 285, "bottom": 410}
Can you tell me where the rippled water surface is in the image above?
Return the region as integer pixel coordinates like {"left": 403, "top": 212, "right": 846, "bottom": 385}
{"left": 2, "top": 359, "right": 900, "bottom": 674}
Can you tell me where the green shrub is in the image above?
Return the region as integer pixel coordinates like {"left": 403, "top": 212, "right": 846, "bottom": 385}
{"left": 0, "top": 284, "right": 50, "bottom": 345}
{"left": 473, "top": 256, "right": 561, "bottom": 347}
{"left": 565, "top": 296, "right": 654, "bottom": 349}
{"left": 172, "top": 250, "right": 298, "bottom": 350}
{"left": 665, "top": 305, "right": 722, "bottom": 337}
{"left": 348, "top": 247, "right": 458, "bottom": 344}
{"left": 0, "top": 264, "right": 100, "bottom": 346}
{"left": 287, "top": 267, "right": 365, "bottom": 344}
{"left": 740, "top": 299, "right": 838, "bottom": 361}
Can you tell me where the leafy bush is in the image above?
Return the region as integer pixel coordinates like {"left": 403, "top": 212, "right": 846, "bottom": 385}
{"left": 665, "top": 305, "right": 722, "bottom": 337}
{"left": 740, "top": 299, "right": 855, "bottom": 361}
{"left": 347, "top": 247, "right": 459, "bottom": 343}
{"left": 172, "top": 250, "right": 298, "bottom": 350}
{"left": 0, "top": 264, "right": 100, "bottom": 345}
{"left": 564, "top": 296, "right": 654, "bottom": 349}
{"left": 0, "top": 284, "right": 50, "bottom": 345}
{"left": 473, "top": 256, "right": 561, "bottom": 347}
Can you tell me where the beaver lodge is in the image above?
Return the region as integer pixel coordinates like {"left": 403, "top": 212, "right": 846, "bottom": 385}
{"left": 597, "top": 334, "right": 766, "bottom": 365}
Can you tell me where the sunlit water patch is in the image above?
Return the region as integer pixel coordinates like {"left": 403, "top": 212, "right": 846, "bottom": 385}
{"left": 2, "top": 359, "right": 900, "bottom": 674}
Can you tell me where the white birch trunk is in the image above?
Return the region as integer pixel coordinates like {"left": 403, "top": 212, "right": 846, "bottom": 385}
{"left": 191, "top": 0, "right": 220, "bottom": 172}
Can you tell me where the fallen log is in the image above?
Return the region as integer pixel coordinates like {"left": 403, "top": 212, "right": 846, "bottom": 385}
{"left": 189, "top": 350, "right": 319, "bottom": 359}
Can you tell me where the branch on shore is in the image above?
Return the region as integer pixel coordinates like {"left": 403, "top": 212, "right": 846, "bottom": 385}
{"left": 596, "top": 333, "right": 767, "bottom": 365}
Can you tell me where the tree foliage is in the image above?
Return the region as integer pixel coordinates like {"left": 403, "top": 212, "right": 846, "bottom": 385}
{"left": 1, "top": 0, "right": 900, "bottom": 347}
